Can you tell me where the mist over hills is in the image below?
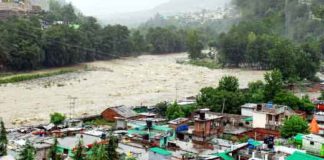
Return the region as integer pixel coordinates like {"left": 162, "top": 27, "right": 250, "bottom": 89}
{"left": 98, "top": 0, "right": 230, "bottom": 27}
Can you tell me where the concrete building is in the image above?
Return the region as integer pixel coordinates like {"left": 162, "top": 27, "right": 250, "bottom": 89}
{"left": 302, "top": 134, "right": 324, "bottom": 157}
{"left": 314, "top": 112, "right": 324, "bottom": 135}
{"left": 241, "top": 103, "right": 257, "bottom": 117}
{"left": 0, "top": 0, "right": 43, "bottom": 20}
{"left": 101, "top": 106, "right": 139, "bottom": 121}
{"left": 45, "top": 134, "right": 104, "bottom": 158}
{"left": 252, "top": 103, "right": 296, "bottom": 130}
{"left": 34, "top": 142, "right": 52, "bottom": 160}
{"left": 168, "top": 117, "right": 189, "bottom": 130}
{"left": 115, "top": 117, "right": 127, "bottom": 130}
{"left": 192, "top": 109, "right": 223, "bottom": 144}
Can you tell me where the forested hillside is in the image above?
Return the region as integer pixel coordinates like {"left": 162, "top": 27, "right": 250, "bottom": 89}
{"left": 214, "top": 0, "right": 324, "bottom": 81}
{"left": 0, "top": 1, "right": 192, "bottom": 71}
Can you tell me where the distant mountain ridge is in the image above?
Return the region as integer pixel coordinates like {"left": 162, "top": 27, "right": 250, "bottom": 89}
{"left": 154, "top": 0, "right": 229, "bottom": 14}
{"left": 98, "top": 0, "right": 230, "bottom": 27}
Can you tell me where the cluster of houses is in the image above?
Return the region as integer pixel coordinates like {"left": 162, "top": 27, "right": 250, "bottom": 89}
{"left": 0, "top": 0, "right": 44, "bottom": 20}
{"left": 3, "top": 99, "right": 324, "bottom": 160}
{"left": 168, "top": 7, "right": 237, "bottom": 25}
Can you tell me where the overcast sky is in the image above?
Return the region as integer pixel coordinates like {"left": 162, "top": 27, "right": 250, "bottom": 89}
{"left": 66, "top": 0, "right": 169, "bottom": 16}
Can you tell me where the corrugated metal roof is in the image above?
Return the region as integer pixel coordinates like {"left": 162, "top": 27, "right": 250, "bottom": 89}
{"left": 110, "top": 106, "right": 138, "bottom": 118}
{"left": 303, "top": 134, "right": 324, "bottom": 144}
{"left": 241, "top": 103, "right": 257, "bottom": 109}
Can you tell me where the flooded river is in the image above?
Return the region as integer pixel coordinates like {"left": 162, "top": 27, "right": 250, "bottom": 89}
{"left": 0, "top": 53, "right": 265, "bottom": 127}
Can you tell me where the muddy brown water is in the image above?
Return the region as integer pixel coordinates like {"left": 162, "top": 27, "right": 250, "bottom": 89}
{"left": 0, "top": 53, "right": 266, "bottom": 127}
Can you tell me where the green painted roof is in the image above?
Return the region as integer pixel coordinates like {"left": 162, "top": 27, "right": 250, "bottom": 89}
{"left": 244, "top": 117, "right": 253, "bottom": 122}
{"left": 217, "top": 152, "right": 234, "bottom": 160}
{"left": 294, "top": 133, "right": 304, "bottom": 141}
{"left": 149, "top": 147, "right": 172, "bottom": 156}
{"left": 250, "top": 140, "right": 262, "bottom": 147}
{"left": 286, "top": 151, "right": 323, "bottom": 160}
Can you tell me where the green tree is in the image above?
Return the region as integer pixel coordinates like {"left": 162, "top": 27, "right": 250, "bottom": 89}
{"left": 100, "top": 25, "right": 131, "bottom": 57}
{"left": 318, "top": 91, "right": 324, "bottom": 100}
{"left": 166, "top": 102, "right": 185, "bottom": 120}
{"left": 43, "top": 25, "right": 85, "bottom": 67}
{"left": 48, "top": 138, "right": 60, "bottom": 160}
{"left": 0, "top": 120, "right": 8, "bottom": 156}
{"left": 146, "top": 27, "right": 186, "bottom": 54}
{"left": 264, "top": 70, "right": 283, "bottom": 101}
{"left": 0, "top": 17, "right": 44, "bottom": 70}
{"left": 18, "top": 140, "right": 36, "bottom": 160}
{"left": 246, "top": 80, "right": 265, "bottom": 103}
{"left": 196, "top": 87, "right": 245, "bottom": 114}
{"left": 73, "top": 140, "right": 85, "bottom": 160}
{"left": 88, "top": 143, "right": 108, "bottom": 160}
{"left": 79, "top": 16, "right": 102, "bottom": 61}
{"left": 107, "top": 133, "right": 119, "bottom": 160}
{"left": 180, "top": 104, "right": 197, "bottom": 117}
{"left": 154, "top": 101, "right": 168, "bottom": 117}
{"left": 300, "top": 95, "right": 315, "bottom": 113}
{"left": 295, "top": 41, "right": 321, "bottom": 80}
{"left": 280, "top": 115, "right": 309, "bottom": 138}
{"left": 273, "top": 91, "right": 302, "bottom": 110}
{"left": 268, "top": 38, "right": 297, "bottom": 79}
{"left": 130, "top": 30, "right": 146, "bottom": 54}
{"left": 218, "top": 76, "right": 239, "bottom": 92}
{"left": 50, "top": 113, "right": 66, "bottom": 125}
{"left": 187, "top": 30, "right": 204, "bottom": 59}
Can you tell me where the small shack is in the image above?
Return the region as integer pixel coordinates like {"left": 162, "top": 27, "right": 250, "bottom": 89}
{"left": 149, "top": 147, "right": 172, "bottom": 160}
{"left": 101, "top": 106, "right": 139, "bottom": 121}
{"left": 302, "top": 134, "right": 324, "bottom": 157}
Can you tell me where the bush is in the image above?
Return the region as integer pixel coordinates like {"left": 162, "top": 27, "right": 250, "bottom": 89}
{"left": 50, "top": 113, "right": 66, "bottom": 125}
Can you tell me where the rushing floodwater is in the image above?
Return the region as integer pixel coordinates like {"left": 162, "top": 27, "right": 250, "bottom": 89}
{"left": 0, "top": 53, "right": 265, "bottom": 127}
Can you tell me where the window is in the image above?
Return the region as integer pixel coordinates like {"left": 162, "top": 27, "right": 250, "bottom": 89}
{"left": 310, "top": 141, "right": 314, "bottom": 145}
{"left": 275, "top": 115, "right": 279, "bottom": 121}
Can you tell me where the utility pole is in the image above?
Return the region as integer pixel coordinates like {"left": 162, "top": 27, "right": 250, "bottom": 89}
{"left": 175, "top": 83, "right": 178, "bottom": 101}
{"left": 221, "top": 98, "right": 226, "bottom": 114}
{"left": 68, "top": 96, "right": 77, "bottom": 119}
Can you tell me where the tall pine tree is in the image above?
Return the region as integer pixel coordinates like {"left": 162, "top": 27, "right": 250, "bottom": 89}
{"left": 0, "top": 120, "right": 8, "bottom": 156}
{"left": 73, "top": 139, "right": 85, "bottom": 160}
{"left": 18, "top": 140, "right": 36, "bottom": 160}
{"left": 48, "top": 138, "right": 60, "bottom": 160}
{"left": 107, "top": 133, "right": 119, "bottom": 160}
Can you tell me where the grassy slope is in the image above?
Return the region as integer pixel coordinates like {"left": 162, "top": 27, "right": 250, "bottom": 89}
{"left": 0, "top": 65, "right": 84, "bottom": 84}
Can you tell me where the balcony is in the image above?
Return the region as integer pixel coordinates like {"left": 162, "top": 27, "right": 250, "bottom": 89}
{"left": 265, "top": 121, "right": 282, "bottom": 130}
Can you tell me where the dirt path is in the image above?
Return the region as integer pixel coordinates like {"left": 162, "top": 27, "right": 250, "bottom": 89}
{"left": 0, "top": 53, "right": 265, "bottom": 127}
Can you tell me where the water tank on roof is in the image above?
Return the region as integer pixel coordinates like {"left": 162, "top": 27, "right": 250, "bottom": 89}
{"left": 176, "top": 125, "right": 189, "bottom": 133}
{"left": 266, "top": 102, "right": 273, "bottom": 109}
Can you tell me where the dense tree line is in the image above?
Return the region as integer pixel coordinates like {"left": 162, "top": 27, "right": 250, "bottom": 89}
{"left": 213, "top": 0, "right": 324, "bottom": 81}
{"left": 197, "top": 70, "right": 315, "bottom": 114}
{"left": 0, "top": 1, "right": 192, "bottom": 71}
{"left": 146, "top": 27, "right": 187, "bottom": 54}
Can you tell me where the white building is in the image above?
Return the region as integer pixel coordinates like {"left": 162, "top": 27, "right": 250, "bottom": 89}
{"left": 241, "top": 103, "right": 257, "bottom": 117}
{"left": 251, "top": 104, "right": 296, "bottom": 130}
{"left": 302, "top": 134, "right": 324, "bottom": 156}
